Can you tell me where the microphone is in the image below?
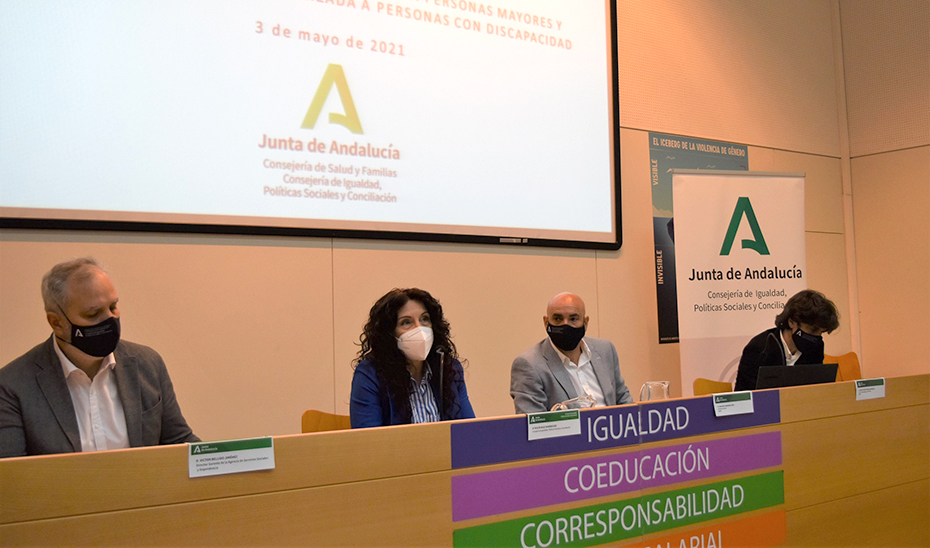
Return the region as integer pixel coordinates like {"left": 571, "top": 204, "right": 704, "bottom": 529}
{"left": 435, "top": 346, "right": 445, "bottom": 419}
{"left": 766, "top": 331, "right": 786, "bottom": 365}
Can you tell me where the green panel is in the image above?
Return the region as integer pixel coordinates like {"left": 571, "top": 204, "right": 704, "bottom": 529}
{"left": 190, "top": 437, "right": 273, "bottom": 454}
{"left": 454, "top": 471, "right": 784, "bottom": 548}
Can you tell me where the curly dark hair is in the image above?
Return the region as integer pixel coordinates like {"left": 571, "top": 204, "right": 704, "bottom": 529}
{"left": 354, "top": 288, "right": 464, "bottom": 423}
{"left": 775, "top": 289, "right": 840, "bottom": 333}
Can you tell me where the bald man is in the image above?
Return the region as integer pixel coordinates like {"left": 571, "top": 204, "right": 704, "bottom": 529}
{"left": 0, "top": 257, "right": 198, "bottom": 458}
{"left": 510, "top": 293, "right": 633, "bottom": 414}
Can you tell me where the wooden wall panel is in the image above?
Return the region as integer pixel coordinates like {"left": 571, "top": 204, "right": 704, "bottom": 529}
{"left": 1, "top": 422, "right": 449, "bottom": 524}
{"left": 785, "top": 479, "right": 930, "bottom": 547}
{"left": 1, "top": 472, "right": 452, "bottom": 547}
{"left": 782, "top": 405, "right": 930, "bottom": 509}
{"left": 779, "top": 375, "right": 930, "bottom": 422}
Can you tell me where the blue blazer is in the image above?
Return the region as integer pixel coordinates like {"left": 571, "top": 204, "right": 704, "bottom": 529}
{"left": 350, "top": 358, "right": 474, "bottom": 428}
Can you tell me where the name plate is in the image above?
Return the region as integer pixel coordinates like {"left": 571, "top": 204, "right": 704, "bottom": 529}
{"left": 527, "top": 410, "right": 581, "bottom": 441}
{"left": 713, "top": 392, "right": 754, "bottom": 417}
{"left": 855, "top": 378, "right": 885, "bottom": 400}
{"left": 189, "top": 437, "right": 275, "bottom": 478}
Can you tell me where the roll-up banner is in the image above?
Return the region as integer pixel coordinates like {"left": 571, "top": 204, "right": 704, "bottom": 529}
{"left": 672, "top": 170, "right": 806, "bottom": 395}
{"left": 649, "top": 133, "right": 749, "bottom": 344}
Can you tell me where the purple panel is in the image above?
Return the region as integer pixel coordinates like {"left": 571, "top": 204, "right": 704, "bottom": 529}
{"left": 450, "top": 391, "right": 779, "bottom": 468}
{"left": 452, "top": 431, "right": 782, "bottom": 521}
{"left": 450, "top": 407, "right": 637, "bottom": 470}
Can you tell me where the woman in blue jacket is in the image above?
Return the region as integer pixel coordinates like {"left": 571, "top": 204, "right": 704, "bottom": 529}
{"left": 350, "top": 288, "right": 475, "bottom": 428}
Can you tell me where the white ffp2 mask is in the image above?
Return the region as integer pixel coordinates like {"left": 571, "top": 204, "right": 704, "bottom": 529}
{"left": 396, "top": 326, "right": 434, "bottom": 362}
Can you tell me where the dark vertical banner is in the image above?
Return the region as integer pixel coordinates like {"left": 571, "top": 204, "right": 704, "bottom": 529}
{"left": 649, "top": 133, "right": 748, "bottom": 343}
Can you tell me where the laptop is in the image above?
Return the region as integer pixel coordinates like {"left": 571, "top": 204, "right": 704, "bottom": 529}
{"left": 755, "top": 363, "right": 839, "bottom": 390}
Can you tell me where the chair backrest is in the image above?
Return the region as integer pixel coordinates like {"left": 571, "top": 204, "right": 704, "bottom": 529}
{"left": 825, "top": 352, "right": 862, "bottom": 382}
{"left": 693, "top": 377, "right": 733, "bottom": 396}
{"left": 301, "top": 410, "right": 352, "bottom": 433}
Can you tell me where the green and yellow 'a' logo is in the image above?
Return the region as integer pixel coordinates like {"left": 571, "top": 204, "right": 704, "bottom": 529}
{"left": 720, "top": 197, "right": 770, "bottom": 255}
{"left": 301, "top": 64, "right": 363, "bottom": 134}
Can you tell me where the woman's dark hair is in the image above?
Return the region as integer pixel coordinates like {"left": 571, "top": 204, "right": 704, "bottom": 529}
{"left": 775, "top": 289, "right": 840, "bottom": 333}
{"left": 354, "top": 288, "right": 463, "bottom": 423}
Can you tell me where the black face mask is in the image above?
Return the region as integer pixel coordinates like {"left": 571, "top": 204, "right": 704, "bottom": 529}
{"left": 792, "top": 328, "right": 823, "bottom": 356}
{"left": 547, "top": 323, "right": 585, "bottom": 352}
{"left": 59, "top": 311, "right": 121, "bottom": 358}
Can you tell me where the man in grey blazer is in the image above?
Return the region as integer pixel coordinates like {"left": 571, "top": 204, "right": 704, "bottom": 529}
{"left": 511, "top": 292, "right": 633, "bottom": 414}
{"left": 0, "top": 258, "right": 198, "bottom": 458}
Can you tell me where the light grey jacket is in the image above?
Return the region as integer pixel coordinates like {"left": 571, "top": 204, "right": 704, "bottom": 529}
{"left": 510, "top": 336, "right": 633, "bottom": 414}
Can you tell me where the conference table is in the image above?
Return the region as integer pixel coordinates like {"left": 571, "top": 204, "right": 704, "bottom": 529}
{"left": 2, "top": 375, "right": 927, "bottom": 547}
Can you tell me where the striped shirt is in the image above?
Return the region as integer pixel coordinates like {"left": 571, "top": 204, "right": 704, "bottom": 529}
{"left": 409, "top": 366, "right": 440, "bottom": 424}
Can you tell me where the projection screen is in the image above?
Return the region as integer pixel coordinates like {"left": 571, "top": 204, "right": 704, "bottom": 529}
{"left": 0, "top": 0, "right": 621, "bottom": 249}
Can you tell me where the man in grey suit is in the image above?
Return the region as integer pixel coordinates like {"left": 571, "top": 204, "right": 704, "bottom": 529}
{"left": 511, "top": 292, "right": 633, "bottom": 414}
{"left": 0, "top": 258, "right": 198, "bottom": 458}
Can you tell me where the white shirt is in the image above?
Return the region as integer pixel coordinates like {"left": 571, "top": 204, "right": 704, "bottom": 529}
{"left": 54, "top": 337, "right": 130, "bottom": 452}
{"left": 780, "top": 331, "right": 802, "bottom": 366}
{"left": 548, "top": 338, "right": 607, "bottom": 407}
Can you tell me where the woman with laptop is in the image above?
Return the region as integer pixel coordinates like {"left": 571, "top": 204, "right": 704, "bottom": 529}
{"left": 734, "top": 289, "right": 840, "bottom": 391}
{"left": 349, "top": 288, "right": 475, "bottom": 427}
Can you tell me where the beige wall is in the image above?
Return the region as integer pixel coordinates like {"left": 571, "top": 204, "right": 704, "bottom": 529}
{"left": 839, "top": 0, "right": 929, "bottom": 158}
{"left": 2, "top": 0, "right": 926, "bottom": 441}
{"left": 850, "top": 147, "right": 930, "bottom": 378}
{"left": 840, "top": 0, "right": 930, "bottom": 377}
{"left": 618, "top": 0, "right": 842, "bottom": 156}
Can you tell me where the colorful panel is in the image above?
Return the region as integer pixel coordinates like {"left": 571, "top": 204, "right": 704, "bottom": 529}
{"left": 453, "top": 431, "right": 781, "bottom": 521}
